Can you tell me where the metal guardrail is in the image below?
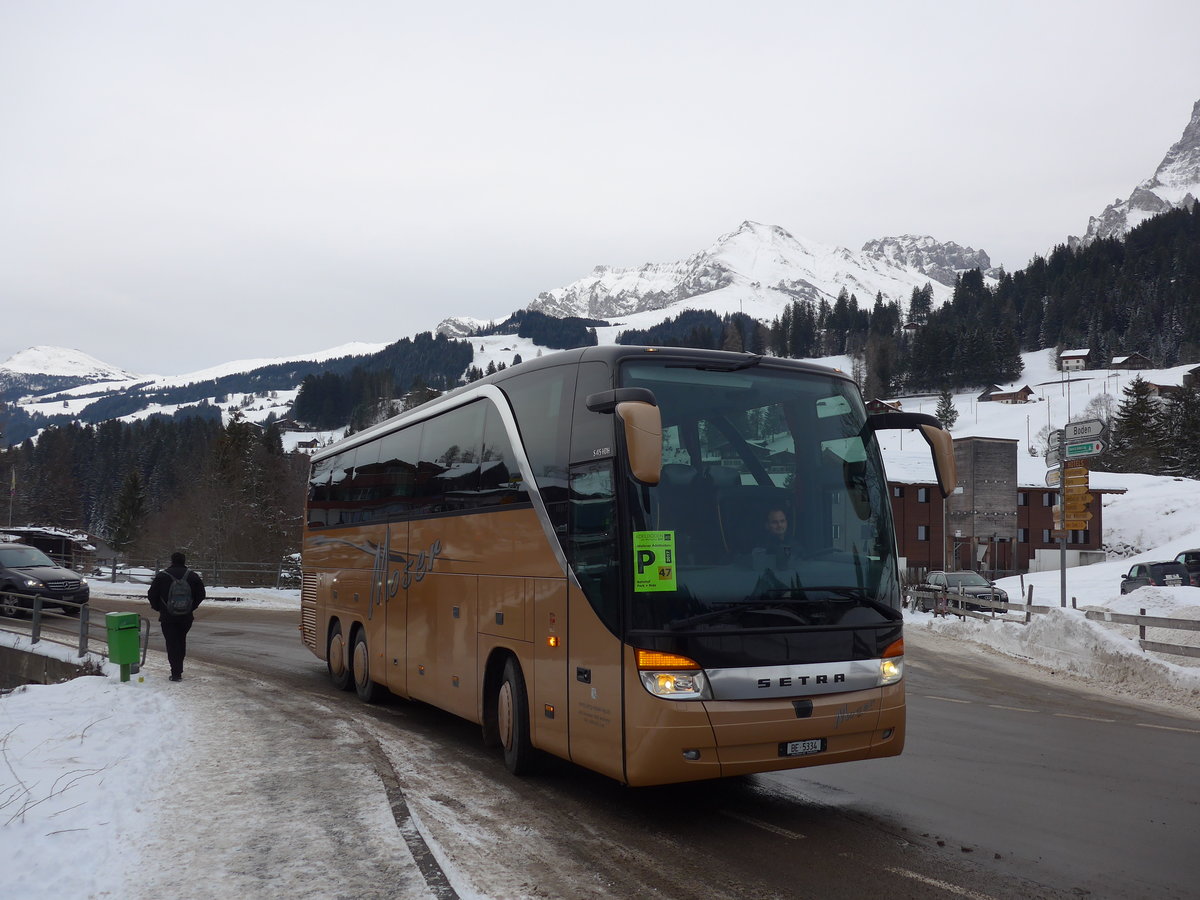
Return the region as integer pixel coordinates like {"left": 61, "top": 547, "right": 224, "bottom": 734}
{"left": 0, "top": 590, "right": 150, "bottom": 667}
{"left": 95, "top": 559, "right": 300, "bottom": 589}
{"left": 905, "top": 587, "right": 1200, "bottom": 660}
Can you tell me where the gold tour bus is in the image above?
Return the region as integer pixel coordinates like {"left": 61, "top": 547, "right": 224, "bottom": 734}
{"left": 300, "top": 345, "right": 955, "bottom": 786}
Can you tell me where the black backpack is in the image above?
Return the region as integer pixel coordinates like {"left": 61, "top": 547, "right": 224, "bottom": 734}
{"left": 163, "top": 569, "right": 194, "bottom": 616}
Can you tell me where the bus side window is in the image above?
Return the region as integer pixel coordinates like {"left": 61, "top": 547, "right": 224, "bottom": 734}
{"left": 502, "top": 367, "right": 577, "bottom": 548}
{"left": 307, "top": 455, "right": 336, "bottom": 527}
{"left": 480, "top": 404, "right": 529, "bottom": 507}
{"left": 348, "top": 439, "right": 382, "bottom": 523}
{"left": 328, "top": 448, "right": 358, "bottom": 525}
{"left": 570, "top": 360, "right": 615, "bottom": 465}
{"left": 569, "top": 461, "right": 620, "bottom": 633}
{"left": 374, "top": 426, "right": 421, "bottom": 519}
{"left": 415, "top": 403, "right": 485, "bottom": 514}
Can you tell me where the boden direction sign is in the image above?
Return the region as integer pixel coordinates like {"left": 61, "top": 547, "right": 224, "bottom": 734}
{"left": 1065, "top": 418, "right": 1106, "bottom": 442}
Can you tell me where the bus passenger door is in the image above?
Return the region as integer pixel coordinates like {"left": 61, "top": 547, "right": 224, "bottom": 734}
{"left": 566, "top": 462, "right": 626, "bottom": 782}
{"left": 567, "top": 587, "right": 625, "bottom": 781}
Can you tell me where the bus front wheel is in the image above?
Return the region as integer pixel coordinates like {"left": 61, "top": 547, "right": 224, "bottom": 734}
{"left": 327, "top": 622, "right": 352, "bottom": 691}
{"left": 497, "top": 657, "right": 536, "bottom": 775}
{"left": 351, "top": 629, "right": 382, "bottom": 703}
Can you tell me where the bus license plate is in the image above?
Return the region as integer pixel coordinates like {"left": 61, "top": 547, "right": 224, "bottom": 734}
{"left": 780, "top": 738, "right": 826, "bottom": 757}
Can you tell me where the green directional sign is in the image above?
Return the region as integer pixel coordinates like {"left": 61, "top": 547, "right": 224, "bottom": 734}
{"left": 1065, "top": 439, "right": 1105, "bottom": 459}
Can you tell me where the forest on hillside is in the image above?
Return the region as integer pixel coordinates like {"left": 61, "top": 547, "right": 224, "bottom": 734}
{"left": 1, "top": 413, "right": 308, "bottom": 570}
{"left": 0, "top": 331, "right": 475, "bottom": 446}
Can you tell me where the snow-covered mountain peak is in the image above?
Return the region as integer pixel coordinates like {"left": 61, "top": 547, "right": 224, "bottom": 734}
{"left": 1, "top": 346, "right": 137, "bottom": 381}
{"left": 860, "top": 235, "right": 994, "bottom": 286}
{"left": 1076, "top": 98, "right": 1200, "bottom": 246}
{"left": 521, "top": 220, "right": 961, "bottom": 324}
{"left": 437, "top": 317, "right": 493, "bottom": 339}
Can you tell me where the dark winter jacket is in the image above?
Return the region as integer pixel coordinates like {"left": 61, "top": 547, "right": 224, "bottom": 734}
{"left": 147, "top": 564, "right": 205, "bottom": 619}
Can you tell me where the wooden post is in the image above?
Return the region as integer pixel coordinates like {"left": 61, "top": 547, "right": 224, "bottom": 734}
{"left": 1025, "top": 584, "right": 1033, "bottom": 624}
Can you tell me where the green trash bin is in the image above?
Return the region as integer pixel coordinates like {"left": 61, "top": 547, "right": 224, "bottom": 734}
{"left": 106, "top": 611, "right": 141, "bottom": 681}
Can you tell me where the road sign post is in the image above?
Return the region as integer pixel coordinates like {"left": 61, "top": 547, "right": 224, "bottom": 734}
{"left": 1055, "top": 423, "right": 1105, "bottom": 608}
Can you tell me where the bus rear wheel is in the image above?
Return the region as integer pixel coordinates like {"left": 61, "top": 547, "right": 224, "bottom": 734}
{"left": 497, "top": 657, "right": 535, "bottom": 775}
{"left": 327, "top": 622, "right": 352, "bottom": 691}
{"left": 351, "top": 629, "right": 381, "bottom": 703}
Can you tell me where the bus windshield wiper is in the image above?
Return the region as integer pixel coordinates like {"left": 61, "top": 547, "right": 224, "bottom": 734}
{"left": 798, "top": 586, "right": 902, "bottom": 621}
{"left": 667, "top": 599, "right": 805, "bottom": 630}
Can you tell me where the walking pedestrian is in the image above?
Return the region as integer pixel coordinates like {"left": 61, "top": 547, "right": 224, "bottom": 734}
{"left": 147, "top": 551, "right": 205, "bottom": 681}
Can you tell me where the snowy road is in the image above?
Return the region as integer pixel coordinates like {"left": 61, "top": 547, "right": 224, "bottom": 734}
{"left": 88, "top": 598, "right": 1199, "bottom": 899}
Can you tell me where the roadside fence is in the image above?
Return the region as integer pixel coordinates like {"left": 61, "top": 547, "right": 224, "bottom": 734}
{"left": 905, "top": 585, "right": 1200, "bottom": 661}
{"left": 94, "top": 558, "right": 300, "bottom": 589}
{"left": 0, "top": 590, "right": 150, "bottom": 667}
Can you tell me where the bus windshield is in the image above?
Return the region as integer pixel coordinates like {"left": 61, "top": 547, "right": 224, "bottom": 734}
{"left": 620, "top": 358, "right": 900, "bottom": 635}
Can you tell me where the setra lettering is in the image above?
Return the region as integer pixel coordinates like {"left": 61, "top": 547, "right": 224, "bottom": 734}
{"left": 757, "top": 672, "right": 847, "bottom": 688}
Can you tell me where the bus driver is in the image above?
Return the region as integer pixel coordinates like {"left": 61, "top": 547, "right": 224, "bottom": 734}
{"left": 752, "top": 507, "right": 791, "bottom": 569}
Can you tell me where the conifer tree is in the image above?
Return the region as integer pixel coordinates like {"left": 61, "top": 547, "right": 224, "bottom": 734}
{"left": 109, "top": 470, "right": 145, "bottom": 558}
{"left": 1104, "top": 376, "right": 1166, "bottom": 474}
{"left": 935, "top": 389, "right": 959, "bottom": 431}
{"left": 1159, "top": 386, "right": 1200, "bottom": 478}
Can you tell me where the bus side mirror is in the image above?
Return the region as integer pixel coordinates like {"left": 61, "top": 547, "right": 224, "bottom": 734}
{"left": 861, "top": 412, "right": 958, "bottom": 498}
{"left": 586, "top": 388, "right": 663, "bottom": 486}
{"left": 615, "top": 401, "right": 662, "bottom": 486}
{"left": 918, "top": 423, "right": 957, "bottom": 498}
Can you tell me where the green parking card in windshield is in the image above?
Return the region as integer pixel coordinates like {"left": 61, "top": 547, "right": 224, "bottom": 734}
{"left": 632, "top": 531, "right": 677, "bottom": 592}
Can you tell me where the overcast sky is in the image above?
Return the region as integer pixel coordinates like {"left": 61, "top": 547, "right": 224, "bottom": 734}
{"left": 2, "top": 1, "right": 1199, "bottom": 376}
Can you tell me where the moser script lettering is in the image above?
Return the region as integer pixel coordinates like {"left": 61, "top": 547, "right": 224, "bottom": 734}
{"left": 402, "top": 539, "right": 442, "bottom": 590}
{"left": 835, "top": 700, "right": 877, "bottom": 728}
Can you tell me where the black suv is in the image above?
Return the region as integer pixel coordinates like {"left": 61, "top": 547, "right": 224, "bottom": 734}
{"left": 1173, "top": 549, "right": 1200, "bottom": 587}
{"left": 0, "top": 544, "right": 90, "bottom": 616}
{"left": 915, "top": 570, "right": 1008, "bottom": 612}
{"left": 1119, "top": 561, "right": 1189, "bottom": 594}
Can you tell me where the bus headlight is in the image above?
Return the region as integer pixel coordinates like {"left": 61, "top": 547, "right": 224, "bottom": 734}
{"left": 879, "top": 638, "right": 904, "bottom": 686}
{"left": 639, "top": 670, "right": 710, "bottom": 699}
{"left": 636, "top": 649, "right": 711, "bottom": 700}
{"left": 879, "top": 657, "right": 904, "bottom": 685}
